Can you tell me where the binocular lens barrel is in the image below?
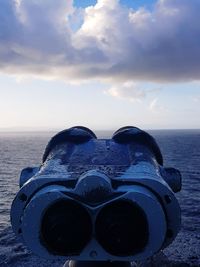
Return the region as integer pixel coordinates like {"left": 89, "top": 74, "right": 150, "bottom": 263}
{"left": 41, "top": 200, "right": 149, "bottom": 257}
{"left": 96, "top": 201, "right": 149, "bottom": 256}
{"left": 41, "top": 200, "right": 92, "bottom": 256}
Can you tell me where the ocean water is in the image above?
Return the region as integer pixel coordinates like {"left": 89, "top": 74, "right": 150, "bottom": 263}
{"left": 0, "top": 130, "right": 199, "bottom": 266}
{"left": 0, "top": 132, "right": 54, "bottom": 230}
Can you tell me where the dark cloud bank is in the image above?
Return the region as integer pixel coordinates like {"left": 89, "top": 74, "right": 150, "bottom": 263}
{"left": 0, "top": 0, "right": 200, "bottom": 82}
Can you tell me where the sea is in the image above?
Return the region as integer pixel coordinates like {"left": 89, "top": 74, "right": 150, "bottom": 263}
{"left": 0, "top": 130, "right": 199, "bottom": 266}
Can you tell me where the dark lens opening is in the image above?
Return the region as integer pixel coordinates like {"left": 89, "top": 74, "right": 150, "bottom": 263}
{"left": 95, "top": 200, "right": 149, "bottom": 256}
{"left": 41, "top": 199, "right": 92, "bottom": 256}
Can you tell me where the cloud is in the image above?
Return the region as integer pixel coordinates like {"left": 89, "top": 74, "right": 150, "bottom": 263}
{"left": 105, "top": 81, "right": 161, "bottom": 102}
{"left": 1, "top": 0, "right": 200, "bottom": 83}
{"left": 193, "top": 95, "right": 200, "bottom": 103}
{"left": 149, "top": 97, "right": 167, "bottom": 113}
{"left": 149, "top": 98, "right": 159, "bottom": 111}
{"left": 106, "top": 82, "right": 146, "bottom": 102}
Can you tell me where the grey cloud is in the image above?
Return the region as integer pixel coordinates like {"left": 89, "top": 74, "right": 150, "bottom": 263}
{"left": 0, "top": 0, "right": 200, "bottom": 82}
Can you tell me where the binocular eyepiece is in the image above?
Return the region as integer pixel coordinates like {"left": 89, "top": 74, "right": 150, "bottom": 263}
{"left": 11, "top": 126, "right": 181, "bottom": 262}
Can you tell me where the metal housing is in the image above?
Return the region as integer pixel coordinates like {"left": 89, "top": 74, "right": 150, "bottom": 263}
{"left": 11, "top": 126, "right": 181, "bottom": 262}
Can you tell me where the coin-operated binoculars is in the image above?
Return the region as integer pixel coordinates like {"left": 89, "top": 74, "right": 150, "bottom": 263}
{"left": 11, "top": 126, "right": 181, "bottom": 267}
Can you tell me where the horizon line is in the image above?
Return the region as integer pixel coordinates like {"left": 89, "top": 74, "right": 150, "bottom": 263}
{"left": 0, "top": 127, "right": 200, "bottom": 132}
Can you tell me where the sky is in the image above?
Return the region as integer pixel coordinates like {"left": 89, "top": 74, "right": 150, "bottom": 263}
{"left": 0, "top": 0, "right": 200, "bottom": 131}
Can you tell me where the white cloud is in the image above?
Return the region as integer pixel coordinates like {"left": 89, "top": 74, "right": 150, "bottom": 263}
{"left": 149, "top": 98, "right": 159, "bottom": 111}
{"left": 0, "top": 0, "right": 200, "bottom": 83}
{"left": 193, "top": 95, "right": 200, "bottom": 103}
{"left": 149, "top": 97, "right": 167, "bottom": 113}
{"left": 106, "top": 82, "right": 146, "bottom": 102}
{"left": 105, "top": 82, "right": 161, "bottom": 102}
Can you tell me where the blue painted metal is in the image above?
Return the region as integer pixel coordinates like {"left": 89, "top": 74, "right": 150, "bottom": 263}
{"left": 10, "top": 126, "right": 181, "bottom": 262}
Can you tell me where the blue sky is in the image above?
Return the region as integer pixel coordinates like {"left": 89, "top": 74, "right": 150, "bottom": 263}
{"left": 74, "top": 0, "right": 156, "bottom": 8}
{"left": 0, "top": 0, "right": 200, "bottom": 130}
